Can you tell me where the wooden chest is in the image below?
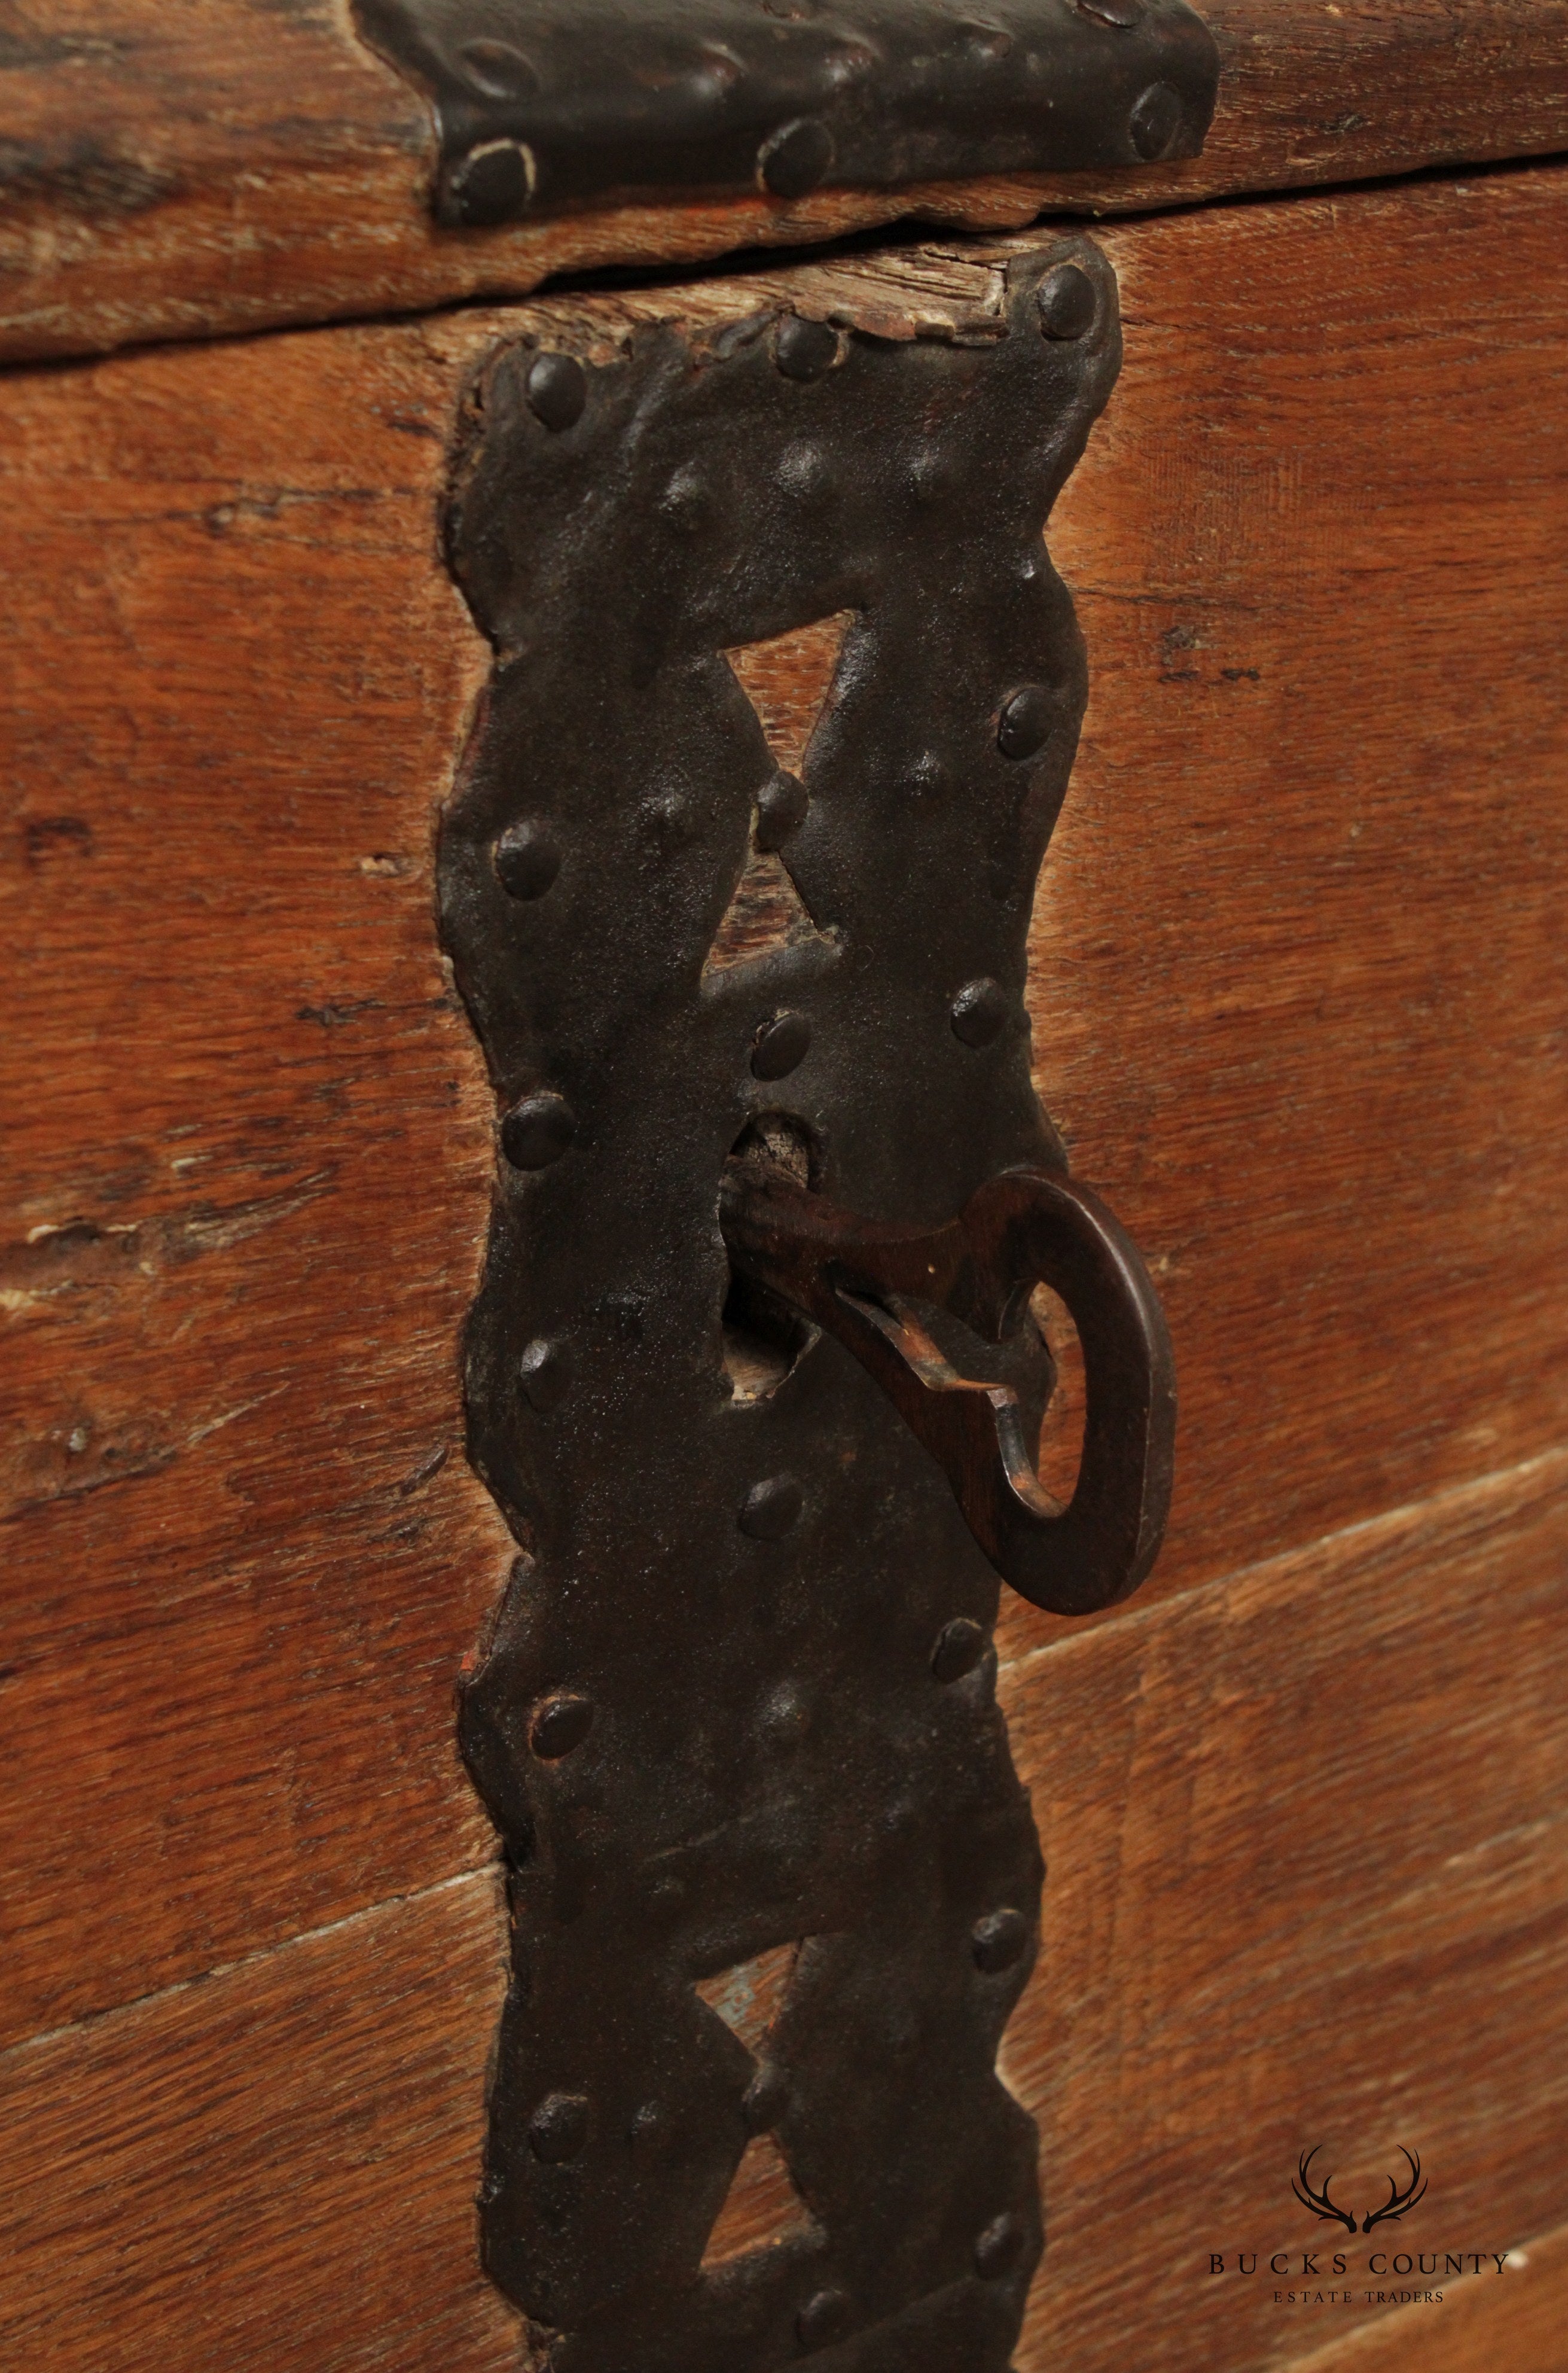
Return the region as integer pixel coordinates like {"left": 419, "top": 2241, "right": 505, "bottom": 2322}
{"left": 5, "top": 6, "right": 1568, "bottom": 2370}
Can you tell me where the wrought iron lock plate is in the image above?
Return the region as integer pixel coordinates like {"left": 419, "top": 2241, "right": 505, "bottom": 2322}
{"left": 440, "top": 236, "right": 1174, "bottom": 2371}
{"left": 356, "top": 0, "right": 1219, "bottom": 224}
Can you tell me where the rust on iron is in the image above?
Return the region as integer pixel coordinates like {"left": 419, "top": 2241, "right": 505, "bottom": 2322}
{"left": 356, "top": 0, "right": 1219, "bottom": 224}
{"left": 436, "top": 235, "right": 1172, "bottom": 2370}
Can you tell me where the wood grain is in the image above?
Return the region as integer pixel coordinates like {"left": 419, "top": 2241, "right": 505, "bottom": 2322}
{"left": 0, "top": 307, "right": 509, "bottom": 2045}
{"left": 1009, "top": 156, "right": 1568, "bottom": 1657}
{"left": 4, "top": 165, "right": 1567, "bottom": 2368}
{"left": 4, "top": 157, "right": 1566, "bottom": 2069}
{"left": 4, "top": 1449, "right": 1562, "bottom": 2369}
{"left": 1001, "top": 1446, "right": 1568, "bottom": 2373}
{"left": 1286, "top": 2217, "right": 1568, "bottom": 2372}
{"left": 5, "top": 1, "right": 1568, "bottom": 363}
{"left": 0, "top": 1869, "right": 519, "bottom": 2373}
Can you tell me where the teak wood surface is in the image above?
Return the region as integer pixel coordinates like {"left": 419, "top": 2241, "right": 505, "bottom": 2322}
{"left": 4, "top": 0, "right": 1568, "bottom": 360}
{"left": 3, "top": 158, "right": 1568, "bottom": 2373}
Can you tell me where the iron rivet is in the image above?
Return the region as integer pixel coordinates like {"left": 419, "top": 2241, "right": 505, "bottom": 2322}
{"left": 756, "top": 771, "right": 809, "bottom": 852}
{"left": 751, "top": 1011, "right": 812, "bottom": 1080}
{"left": 774, "top": 315, "right": 839, "bottom": 380}
{"left": 518, "top": 1338, "right": 569, "bottom": 1412}
{"left": 530, "top": 1693, "right": 594, "bottom": 1759}
{"left": 525, "top": 351, "right": 588, "bottom": 431}
{"left": 742, "top": 2064, "right": 791, "bottom": 2133}
{"left": 445, "top": 136, "right": 536, "bottom": 226}
{"left": 971, "top": 1908, "right": 1030, "bottom": 1973}
{"left": 797, "top": 2289, "right": 852, "bottom": 2348}
{"left": 950, "top": 979, "right": 1011, "bottom": 1049}
{"left": 1075, "top": 0, "right": 1145, "bottom": 23}
{"left": 760, "top": 1680, "right": 812, "bottom": 1747}
{"left": 630, "top": 2100, "right": 671, "bottom": 2156}
{"left": 904, "top": 750, "right": 950, "bottom": 800}
{"left": 493, "top": 818, "right": 562, "bottom": 900}
{"left": 975, "top": 2211, "right": 1028, "bottom": 2278}
{"left": 997, "top": 686, "right": 1055, "bottom": 762}
{"left": 777, "top": 440, "right": 832, "bottom": 498}
{"left": 931, "top": 1616, "right": 987, "bottom": 1683}
{"left": 1130, "top": 81, "right": 1187, "bottom": 161}
{"left": 528, "top": 2091, "right": 589, "bottom": 2163}
{"left": 643, "top": 789, "right": 697, "bottom": 850}
{"left": 660, "top": 465, "right": 710, "bottom": 532}
{"left": 740, "top": 1475, "right": 804, "bottom": 1540}
{"left": 908, "top": 445, "right": 958, "bottom": 505}
{"left": 758, "top": 116, "right": 835, "bottom": 199}
{"left": 502, "top": 1092, "right": 576, "bottom": 1171}
{"left": 966, "top": 22, "right": 1014, "bottom": 59}
{"left": 1036, "top": 263, "right": 1098, "bottom": 341}
{"left": 457, "top": 37, "right": 539, "bottom": 98}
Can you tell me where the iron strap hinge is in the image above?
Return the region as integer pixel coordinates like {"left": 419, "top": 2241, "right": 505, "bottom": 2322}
{"left": 437, "top": 233, "right": 1176, "bottom": 2373}
{"left": 355, "top": 0, "right": 1219, "bottom": 226}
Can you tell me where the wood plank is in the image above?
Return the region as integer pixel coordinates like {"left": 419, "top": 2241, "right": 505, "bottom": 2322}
{"left": 0, "top": 1869, "right": 518, "bottom": 2373}
{"left": 997, "top": 1446, "right": 1568, "bottom": 2373}
{"left": 1007, "top": 155, "right": 1568, "bottom": 1657}
{"left": 4, "top": 163, "right": 1567, "bottom": 2051}
{"left": 0, "top": 306, "right": 511, "bottom": 2045}
{"left": 6, "top": 1452, "right": 1562, "bottom": 2369}
{"left": 4, "top": 1, "right": 1568, "bottom": 363}
{"left": 1286, "top": 2217, "right": 1568, "bottom": 2373}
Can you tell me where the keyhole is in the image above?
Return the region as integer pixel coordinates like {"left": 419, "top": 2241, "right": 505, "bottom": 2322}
{"left": 721, "top": 1116, "right": 821, "bottom": 1402}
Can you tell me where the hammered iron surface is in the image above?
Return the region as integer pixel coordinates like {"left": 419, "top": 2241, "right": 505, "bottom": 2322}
{"left": 440, "top": 237, "right": 1122, "bottom": 2371}
{"left": 357, "top": 0, "right": 1219, "bottom": 223}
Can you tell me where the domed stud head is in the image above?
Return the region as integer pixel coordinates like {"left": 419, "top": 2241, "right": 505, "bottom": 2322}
{"left": 997, "top": 685, "right": 1057, "bottom": 762}
{"left": 1130, "top": 81, "right": 1188, "bottom": 161}
{"left": 971, "top": 1908, "right": 1030, "bottom": 1973}
{"left": 493, "top": 818, "right": 562, "bottom": 900}
{"left": 529, "top": 1693, "right": 594, "bottom": 1759}
{"left": 797, "top": 2289, "right": 852, "bottom": 2348}
{"left": 774, "top": 315, "right": 839, "bottom": 381}
{"left": 751, "top": 1011, "right": 812, "bottom": 1080}
{"left": 758, "top": 116, "right": 835, "bottom": 199}
{"left": 443, "top": 136, "right": 536, "bottom": 226}
{"left": 501, "top": 1092, "right": 576, "bottom": 1171}
{"left": 742, "top": 2064, "right": 791, "bottom": 2133}
{"left": 527, "top": 2091, "right": 588, "bottom": 2163}
{"left": 517, "top": 1338, "right": 569, "bottom": 1412}
{"left": 974, "top": 2211, "right": 1028, "bottom": 2278}
{"left": 950, "top": 979, "right": 1012, "bottom": 1049}
{"left": 1036, "top": 263, "right": 1098, "bottom": 341}
{"left": 755, "top": 770, "right": 809, "bottom": 852}
{"left": 739, "top": 1475, "right": 804, "bottom": 1540}
{"left": 931, "top": 1617, "right": 987, "bottom": 1683}
{"left": 524, "top": 351, "right": 587, "bottom": 431}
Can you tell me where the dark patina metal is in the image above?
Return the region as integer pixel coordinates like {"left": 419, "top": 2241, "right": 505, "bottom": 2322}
{"left": 438, "top": 234, "right": 1172, "bottom": 2371}
{"left": 720, "top": 1163, "right": 1174, "bottom": 1618}
{"left": 356, "top": 0, "right": 1219, "bottom": 226}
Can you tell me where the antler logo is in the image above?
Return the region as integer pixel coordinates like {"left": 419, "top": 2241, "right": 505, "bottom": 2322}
{"left": 1292, "top": 2148, "right": 1357, "bottom": 2234}
{"left": 1362, "top": 2148, "right": 1428, "bottom": 2234}
{"left": 1293, "top": 2147, "right": 1428, "bottom": 2235}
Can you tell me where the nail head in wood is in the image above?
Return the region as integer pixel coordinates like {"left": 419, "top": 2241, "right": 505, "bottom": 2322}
{"left": 525, "top": 351, "right": 587, "bottom": 431}
{"left": 530, "top": 1694, "right": 594, "bottom": 1759}
{"left": 493, "top": 819, "right": 562, "bottom": 900}
{"left": 502, "top": 1092, "right": 576, "bottom": 1170}
{"left": 739, "top": 1475, "right": 804, "bottom": 1540}
{"left": 971, "top": 1908, "right": 1030, "bottom": 1973}
{"left": 752, "top": 1011, "right": 812, "bottom": 1080}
